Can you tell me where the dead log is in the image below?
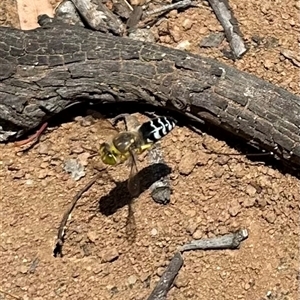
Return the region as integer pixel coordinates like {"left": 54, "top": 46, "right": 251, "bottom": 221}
{"left": 0, "top": 17, "right": 299, "bottom": 170}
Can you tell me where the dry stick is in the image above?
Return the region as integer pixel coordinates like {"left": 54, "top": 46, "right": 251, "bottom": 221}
{"left": 139, "top": 0, "right": 195, "bottom": 27}
{"left": 146, "top": 252, "right": 184, "bottom": 300}
{"left": 53, "top": 173, "right": 101, "bottom": 257}
{"left": 0, "top": 289, "right": 21, "bottom": 300}
{"left": 147, "top": 229, "right": 248, "bottom": 300}
{"left": 180, "top": 229, "right": 249, "bottom": 252}
{"left": 54, "top": 0, "right": 85, "bottom": 27}
{"left": 142, "top": 0, "right": 194, "bottom": 18}
{"left": 207, "top": 0, "right": 247, "bottom": 59}
{"left": 70, "top": 0, "right": 125, "bottom": 35}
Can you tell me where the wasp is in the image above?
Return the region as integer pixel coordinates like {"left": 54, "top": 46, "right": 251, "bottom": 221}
{"left": 99, "top": 115, "right": 177, "bottom": 196}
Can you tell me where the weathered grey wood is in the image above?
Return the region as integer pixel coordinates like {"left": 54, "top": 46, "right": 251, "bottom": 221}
{"left": 208, "top": 0, "right": 247, "bottom": 59}
{"left": 0, "top": 21, "right": 299, "bottom": 169}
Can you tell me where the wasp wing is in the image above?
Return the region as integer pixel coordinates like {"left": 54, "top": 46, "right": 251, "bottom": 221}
{"left": 127, "top": 149, "right": 140, "bottom": 197}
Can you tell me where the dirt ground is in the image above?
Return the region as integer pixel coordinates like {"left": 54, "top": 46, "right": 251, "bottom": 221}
{"left": 0, "top": 1, "right": 299, "bottom": 300}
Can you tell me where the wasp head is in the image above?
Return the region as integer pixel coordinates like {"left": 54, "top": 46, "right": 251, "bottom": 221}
{"left": 99, "top": 142, "right": 118, "bottom": 165}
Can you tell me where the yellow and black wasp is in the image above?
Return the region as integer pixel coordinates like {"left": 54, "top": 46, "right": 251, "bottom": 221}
{"left": 99, "top": 115, "right": 177, "bottom": 197}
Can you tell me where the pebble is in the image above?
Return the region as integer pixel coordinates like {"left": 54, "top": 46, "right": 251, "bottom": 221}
{"left": 228, "top": 200, "right": 241, "bottom": 217}
{"left": 156, "top": 267, "right": 165, "bottom": 277}
{"left": 128, "top": 28, "right": 156, "bottom": 43}
{"left": 192, "top": 229, "right": 202, "bottom": 240}
{"left": 186, "top": 222, "right": 198, "bottom": 235}
{"left": 71, "top": 147, "right": 84, "bottom": 154}
{"left": 37, "top": 170, "right": 48, "bottom": 179}
{"left": 263, "top": 59, "right": 274, "bottom": 69}
{"left": 246, "top": 184, "right": 256, "bottom": 196}
{"left": 13, "top": 171, "right": 25, "bottom": 179}
{"left": 101, "top": 248, "right": 119, "bottom": 263}
{"left": 178, "top": 151, "right": 197, "bottom": 175}
{"left": 182, "top": 19, "right": 193, "bottom": 30}
{"left": 78, "top": 152, "right": 90, "bottom": 166}
{"left": 150, "top": 228, "right": 158, "bottom": 236}
{"left": 263, "top": 210, "right": 277, "bottom": 224}
{"left": 176, "top": 40, "right": 191, "bottom": 51}
{"left": 128, "top": 275, "right": 137, "bottom": 285}
{"left": 19, "top": 265, "right": 28, "bottom": 274}
{"left": 256, "top": 197, "right": 267, "bottom": 207}
{"left": 38, "top": 143, "right": 49, "bottom": 155}
{"left": 87, "top": 231, "right": 98, "bottom": 243}
{"left": 169, "top": 26, "right": 181, "bottom": 42}
{"left": 199, "top": 32, "right": 225, "bottom": 48}
{"left": 174, "top": 274, "right": 188, "bottom": 288}
{"left": 241, "top": 197, "right": 256, "bottom": 208}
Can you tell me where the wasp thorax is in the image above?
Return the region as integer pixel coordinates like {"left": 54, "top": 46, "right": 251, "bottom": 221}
{"left": 112, "top": 132, "right": 139, "bottom": 153}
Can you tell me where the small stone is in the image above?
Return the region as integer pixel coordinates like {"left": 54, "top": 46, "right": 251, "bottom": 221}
{"left": 186, "top": 222, "right": 198, "bottom": 235}
{"left": 19, "top": 265, "right": 28, "bottom": 274}
{"left": 169, "top": 26, "right": 181, "bottom": 42}
{"left": 156, "top": 267, "right": 165, "bottom": 277}
{"left": 78, "top": 152, "right": 90, "bottom": 167}
{"left": 101, "top": 248, "right": 119, "bottom": 263}
{"left": 37, "top": 170, "right": 48, "bottom": 179}
{"left": 176, "top": 40, "right": 191, "bottom": 51}
{"left": 244, "top": 282, "right": 251, "bottom": 290}
{"left": 215, "top": 156, "right": 230, "bottom": 166}
{"left": 174, "top": 274, "right": 188, "bottom": 288}
{"left": 228, "top": 200, "right": 241, "bottom": 217}
{"left": 128, "top": 275, "right": 137, "bottom": 285}
{"left": 242, "top": 197, "right": 256, "bottom": 208}
{"left": 192, "top": 229, "right": 202, "bottom": 240}
{"left": 263, "top": 210, "right": 276, "bottom": 224}
{"left": 140, "top": 272, "right": 150, "bottom": 282}
{"left": 93, "top": 265, "right": 103, "bottom": 275}
{"left": 13, "top": 171, "right": 25, "bottom": 179}
{"left": 182, "top": 19, "right": 193, "bottom": 31}
{"left": 85, "top": 266, "right": 92, "bottom": 272}
{"left": 87, "top": 231, "right": 98, "bottom": 243}
{"left": 150, "top": 228, "right": 158, "bottom": 236}
{"left": 178, "top": 151, "right": 197, "bottom": 175}
{"left": 246, "top": 185, "right": 257, "bottom": 196}
{"left": 71, "top": 147, "right": 84, "bottom": 154}
{"left": 38, "top": 143, "right": 49, "bottom": 155}
{"left": 40, "top": 162, "right": 48, "bottom": 169}
{"left": 128, "top": 28, "right": 156, "bottom": 43}
{"left": 263, "top": 59, "right": 274, "bottom": 69}
{"left": 256, "top": 197, "right": 267, "bottom": 207}
{"left": 199, "top": 32, "right": 225, "bottom": 48}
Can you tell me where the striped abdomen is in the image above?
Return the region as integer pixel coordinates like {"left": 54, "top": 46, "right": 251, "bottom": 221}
{"left": 138, "top": 116, "right": 177, "bottom": 144}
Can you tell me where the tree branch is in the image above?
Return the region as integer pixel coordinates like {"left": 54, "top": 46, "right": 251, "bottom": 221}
{"left": 0, "top": 18, "right": 299, "bottom": 170}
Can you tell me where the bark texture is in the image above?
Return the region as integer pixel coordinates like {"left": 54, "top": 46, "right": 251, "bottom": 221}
{"left": 0, "top": 22, "right": 299, "bottom": 169}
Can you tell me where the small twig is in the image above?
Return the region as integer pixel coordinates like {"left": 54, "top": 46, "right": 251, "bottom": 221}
{"left": 180, "top": 229, "right": 248, "bottom": 252}
{"left": 139, "top": 0, "right": 196, "bottom": 28}
{"left": 0, "top": 289, "right": 21, "bottom": 300}
{"left": 53, "top": 173, "right": 101, "bottom": 257}
{"left": 280, "top": 49, "right": 300, "bottom": 68}
{"left": 14, "top": 122, "right": 48, "bottom": 148}
{"left": 143, "top": 0, "right": 193, "bottom": 18}
{"left": 147, "top": 252, "right": 183, "bottom": 300}
{"left": 207, "top": 0, "right": 247, "bottom": 59}
{"left": 122, "top": 0, "right": 133, "bottom": 11}
{"left": 28, "top": 256, "right": 39, "bottom": 274}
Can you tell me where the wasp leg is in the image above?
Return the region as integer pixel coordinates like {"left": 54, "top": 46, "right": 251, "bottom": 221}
{"left": 110, "top": 113, "right": 131, "bottom": 127}
{"left": 139, "top": 143, "right": 154, "bottom": 153}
